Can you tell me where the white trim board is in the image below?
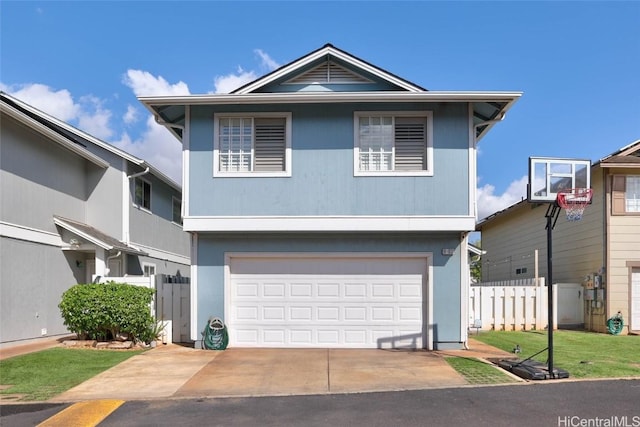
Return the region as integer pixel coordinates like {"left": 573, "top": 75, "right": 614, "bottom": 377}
{"left": 183, "top": 216, "right": 476, "bottom": 232}
{"left": 0, "top": 221, "right": 62, "bottom": 247}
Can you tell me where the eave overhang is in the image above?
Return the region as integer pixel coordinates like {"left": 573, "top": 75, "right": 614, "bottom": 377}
{"left": 140, "top": 91, "right": 522, "bottom": 143}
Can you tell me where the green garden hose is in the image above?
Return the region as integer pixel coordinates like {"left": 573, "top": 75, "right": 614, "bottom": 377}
{"left": 203, "top": 317, "right": 229, "bottom": 350}
{"left": 606, "top": 312, "right": 624, "bottom": 335}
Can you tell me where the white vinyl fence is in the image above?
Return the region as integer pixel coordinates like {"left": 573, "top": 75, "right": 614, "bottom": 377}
{"left": 96, "top": 274, "right": 191, "bottom": 343}
{"left": 469, "top": 278, "right": 557, "bottom": 331}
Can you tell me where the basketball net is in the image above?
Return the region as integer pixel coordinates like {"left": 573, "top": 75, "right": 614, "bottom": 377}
{"left": 556, "top": 188, "right": 593, "bottom": 221}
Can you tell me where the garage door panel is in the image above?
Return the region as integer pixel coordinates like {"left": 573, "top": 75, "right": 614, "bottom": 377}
{"left": 291, "top": 282, "right": 313, "bottom": 297}
{"left": 228, "top": 257, "right": 427, "bottom": 348}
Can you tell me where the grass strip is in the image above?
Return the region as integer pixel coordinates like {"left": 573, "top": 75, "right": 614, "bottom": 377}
{"left": 0, "top": 347, "right": 144, "bottom": 401}
{"left": 474, "top": 330, "right": 640, "bottom": 379}
{"left": 445, "top": 356, "right": 519, "bottom": 384}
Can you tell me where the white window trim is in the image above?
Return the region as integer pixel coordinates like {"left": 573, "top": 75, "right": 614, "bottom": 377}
{"left": 142, "top": 262, "right": 156, "bottom": 277}
{"left": 213, "top": 112, "right": 292, "bottom": 178}
{"left": 353, "top": 111, "right": 433, "bottom": 177}
{"left": 133, "top": 177, "right": 152, "bottom": 213}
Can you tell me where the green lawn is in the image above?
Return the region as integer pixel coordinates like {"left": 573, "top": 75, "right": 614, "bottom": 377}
{"left": 445, "top": 357, "right": 520, "bottom": 384}
{"left": 474, "top": 330, "right": 640, "bottom": 378}
{"left": 0, "top": 347, "right": 144, "bottom": 401}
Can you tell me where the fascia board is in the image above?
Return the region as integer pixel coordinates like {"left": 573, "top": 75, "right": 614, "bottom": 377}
{"left": 1, "top": 103, "right": 110, "bottom": 168}
{"left": 234, "top": 46, "right": 424, "bottom": 94}
{"left": 139, "top": 91, "right": 523, "bottom": 106}
{"left": 599, "top": 163, "right": 640, "bottom": 169}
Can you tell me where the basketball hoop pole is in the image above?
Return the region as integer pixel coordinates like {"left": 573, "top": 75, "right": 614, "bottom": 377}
{"left": 544, "top": 203, "right": 561, "bottom": 378}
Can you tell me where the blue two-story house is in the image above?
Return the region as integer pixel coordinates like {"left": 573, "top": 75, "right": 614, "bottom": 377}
{"left": 140, "top": 44, "right": 520, "bottom": 350}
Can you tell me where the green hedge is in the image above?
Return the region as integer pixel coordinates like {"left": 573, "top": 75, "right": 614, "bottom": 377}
{"left": 59, "top": 282, "right": 156, "bottom": 343}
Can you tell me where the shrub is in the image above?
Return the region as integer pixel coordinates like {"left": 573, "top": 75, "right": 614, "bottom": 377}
{"left": 59, "top": 282, "right": 155, "bottom": 343}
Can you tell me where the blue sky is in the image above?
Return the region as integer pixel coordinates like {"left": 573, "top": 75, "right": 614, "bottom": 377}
{"left": 2, "top": 1, "right": 639, "bottom": 220}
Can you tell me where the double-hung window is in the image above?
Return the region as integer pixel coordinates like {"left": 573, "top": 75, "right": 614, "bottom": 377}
{"left": 354, "top": 111, "right": 433, "bottom": 176}
{"left": 134, "top": 177, "right": 151, "bottom": 211}
{"left": 214, "top": 113, "right": 292, "bottom": 177}
{"left": 612, "top": 175, "right": 640, "bottom": 214}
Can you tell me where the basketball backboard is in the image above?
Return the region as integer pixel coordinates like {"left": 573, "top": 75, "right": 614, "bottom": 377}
{"left": 527, "top": 157, "right": 591, "bottom": 203}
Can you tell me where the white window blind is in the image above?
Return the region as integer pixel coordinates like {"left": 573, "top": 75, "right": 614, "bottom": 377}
{"left": 218, "top": 117, "right": 287, "bottom": 173}
{"left": 254, "top": 118, "right": 286, "bottom": 172}
{"left": 358, "top": 115, "right": 427, "bottom": 172}
{"left": 394, "top": 117, "right": 427, "bottom": 171}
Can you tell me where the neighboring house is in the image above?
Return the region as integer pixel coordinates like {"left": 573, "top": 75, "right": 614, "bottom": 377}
{"left": 477, "top": 140, "right": 640, "bottom": 334}
{"left": 140, "top": 44, "right": 520, "bottom": 350}
{"left": 0, "top": 92, "right": 191, "bottom": 346}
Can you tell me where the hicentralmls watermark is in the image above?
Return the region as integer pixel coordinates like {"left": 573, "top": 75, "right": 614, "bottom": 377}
{"left": 558, "top": 416, "right": 640, "bottom": 427}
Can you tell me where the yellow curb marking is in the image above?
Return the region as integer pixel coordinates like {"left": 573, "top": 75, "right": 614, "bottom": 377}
{"left": 38, "top": 399, "right": 125, "bottom": 427}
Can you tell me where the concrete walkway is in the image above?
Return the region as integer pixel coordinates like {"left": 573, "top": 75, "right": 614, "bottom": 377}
{"left": 3, "top": 338, "right": 516, "bottom": 402}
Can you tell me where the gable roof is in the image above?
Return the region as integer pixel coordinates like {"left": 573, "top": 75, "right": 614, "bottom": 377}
{"left": 139, "top": 44, "right": 521, "bottom": 143}
{"left": 478, "top": 139, "right": 640, "bottom": 228}
{"left": 597, "top": 139, "right": 640, "bottom": 168}
{"left": 0, "top": 92, "right": 181, "bottom": 191}
{"left": 232, "top": 43, "right": 426, "bottom": 94}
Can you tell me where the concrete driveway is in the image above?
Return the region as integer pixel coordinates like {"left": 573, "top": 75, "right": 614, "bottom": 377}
{"left": 51, "top": 345, "right": 470, "bottom": 401}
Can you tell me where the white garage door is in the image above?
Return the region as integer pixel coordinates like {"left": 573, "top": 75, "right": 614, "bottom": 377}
{"left": 632, "top": 268, "right": 640, "bottom": 331}
{"left": 227, "top": 255, "right": 429, "bottom": 349}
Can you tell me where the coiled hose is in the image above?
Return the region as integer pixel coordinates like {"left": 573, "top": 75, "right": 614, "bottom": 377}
{"left": 203, "top": 317, "right": 229, "bottom": 350}
{"left": 606, "top": 312, "right": 624, "bottom": 335}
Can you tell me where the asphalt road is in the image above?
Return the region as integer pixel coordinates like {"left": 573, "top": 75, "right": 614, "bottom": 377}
{"left": 2, "top": 379, "right": 639, "bottom": 427}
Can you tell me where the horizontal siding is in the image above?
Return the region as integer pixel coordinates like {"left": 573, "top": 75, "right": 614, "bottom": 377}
{"left": 607, "top": 169, "right": 640, "bottom": 322}
{"left": 188, "top": 102, "right": 471, "bottom": 217}
{"left": 1, "top": 116, "right": 88, "bottom": 233}
{"left": 481, "top": 172, "right": 605, "bottom": 286}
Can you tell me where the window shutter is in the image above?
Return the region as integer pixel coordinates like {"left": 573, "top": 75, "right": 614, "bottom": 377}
{"left": 611, "top": 175, "right": 626, "bottom": 215}
{"left": 254, "top": 118, "right": 286, "bottom": 171}
{"left": 394, "top": 117, "right": 426, "bottom": 171}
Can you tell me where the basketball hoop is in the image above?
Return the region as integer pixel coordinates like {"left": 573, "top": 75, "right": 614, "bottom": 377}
{"left": 556, "top": 188, "right": 593, "bottom": 221}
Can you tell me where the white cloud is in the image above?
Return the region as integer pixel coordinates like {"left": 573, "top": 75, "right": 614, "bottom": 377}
{"left": 76, "top": 95, "right": 113, "bottom": 140}
{"left": 123, "top": 105, "right": 138, "bottom": 124}
{"left": 122, "top": 70, "right": 190, "bottom": 97}
{"left": 476, "top": 175, "right": 528, "bottom": 220}
{"left": 212, "top": 48, "right": 280, "bottom": 94}
{"left": 112, "top": 116, "right": 182, "bottom": 184}
{"left": 213, "top": 66, "right": 257, "bottom": 94}
{"left": 3, "top": 83, "right": 79, "bottom": 121}
{"left": 255, "top": 49, "right": 280, "bottom": 71}
{"left": 3, "top": 83, "right": 115, "bottom": 140}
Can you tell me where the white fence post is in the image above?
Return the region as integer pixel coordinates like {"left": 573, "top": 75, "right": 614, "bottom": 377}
{"left": 470, "top": 277, "right": 559, "bottom": 332}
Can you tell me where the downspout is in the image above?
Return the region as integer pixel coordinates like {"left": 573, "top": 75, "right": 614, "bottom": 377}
{"left": 125, "top": 166, "right": 150, "bottom": 247}
{"left": 128, "top": 167, "right": 150, "bottom": 180}
{"left": 105, "top": 251, "right": 122, "bottom": 276}
{"left": 463, "top": 110, "right": 506, "bottom": 350}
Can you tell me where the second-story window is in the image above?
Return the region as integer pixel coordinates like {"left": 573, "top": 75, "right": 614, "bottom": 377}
{"left": 612, "top": 175, "right": 640, "bottom": 215}
{"left": 354, "top": 111, "right": 433, "bottom": 176}
{"left": 134, "top": 177, "right": 151, "bottom": 210}
{"left": 214, "top": 113, "right": 292, "bottom": 177}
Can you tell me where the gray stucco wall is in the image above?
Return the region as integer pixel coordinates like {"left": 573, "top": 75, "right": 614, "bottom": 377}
{"left": 0, "top": 238, "right": 80, "bottom": 343}
{"left": 194, "top": 232, "right": 463, "bottom": 349}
